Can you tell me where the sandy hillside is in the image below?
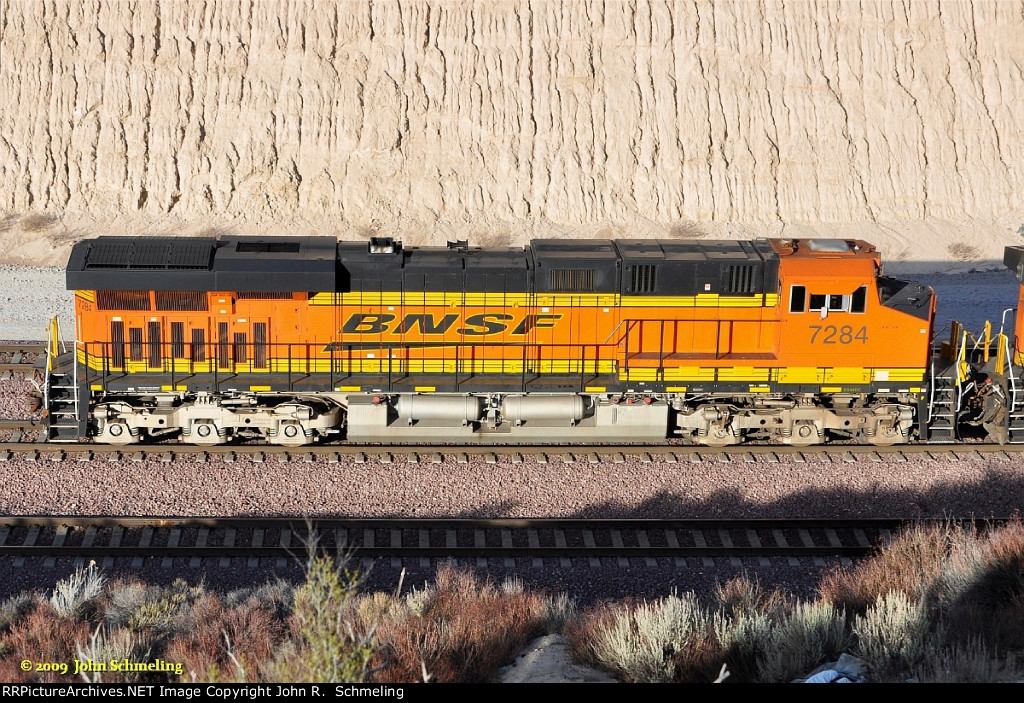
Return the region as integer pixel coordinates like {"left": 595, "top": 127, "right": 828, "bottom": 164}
{"left": 1, "top": 0, "right": 1023, "bottom": 268}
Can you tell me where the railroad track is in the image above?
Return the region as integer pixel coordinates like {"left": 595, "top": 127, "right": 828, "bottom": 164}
{"left": 0, "top": 343, "right": 44, "bottom": 374}
{"left": 0, "top": 517, "right": 972, "bottom": 569}
{"left": 0, "top": 433, "right": 1020, "bottom": 464}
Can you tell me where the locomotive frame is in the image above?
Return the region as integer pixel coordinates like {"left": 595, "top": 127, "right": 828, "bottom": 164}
{"left": 42, "top": 234, "right": 1024, "bottom": 447}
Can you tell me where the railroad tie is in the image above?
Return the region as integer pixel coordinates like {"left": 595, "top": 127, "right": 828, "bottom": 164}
{"left": 249, "top": 529, "right": 264, "bottom": 568}
{"left": 220, "top": 529, "right": 235, "bottom": 568}
{"left": 191, "top": 528, "right": 209, "bottom": 568}
{"left": 105, "top": 528, "right": 123, "bottom": 569}
{"left": 636, "top": 530, "right": 656, "bottom": 568}
{"left": 45, "top": 525, "right": 67, "bottom": 568}
{"left": 746, "top": 530, "right": 772, "bottom": 566}
{"left": 792, "top": 452, "right": 806, "bottom": 463}
{"left": 611, "top": 530, "right": 629, "bottom": 569}
{"left": 691, "top": 530, "right": 714, "bottom": 567}
{"left": 528, "top": 530, "right": 542, "bottom": 569}
{"left": 688, "top": 452, "right": 701, "bottom": 464}
{"left": 419, "top": 529, "right": 430, "bottom": 568}
{"left": 362, "top": 529, "right": 375, "bottom": 573}
{"left": 719, "top": 529, "right": 743, "bottom": 567}
{"left": 555, "top": 529, "right": 570, "bottom": 569}
{"left": 666, "top": 530, "right": 686, "bottom": 568}
{"left": 475, "top": 530, "right": 487, "bottom": 569}
{"left": 391, "top": 529, "right": 402, "bottom": 569}
{"left": 501, "top": 529, "right": 514, "bottom": 568}
{"left": 75, "top": 527, "right": 97, "bottom": 568}
{"left": 163, "top": 529, "right": 181, "bottom": 569}
{"left": 664, "top": 452, "right": 678, "bottom": 464}
{"left": 133, "top": 528, "right": 153, "bottom": 569}
{"left": 583, "top": 529, "right": 600, "bottom": 569}
{"left": 277, "top": 529, "right": 290, "bottom": 569}
{"left": 798, "top": 529, "right": 824, "bottom": 567}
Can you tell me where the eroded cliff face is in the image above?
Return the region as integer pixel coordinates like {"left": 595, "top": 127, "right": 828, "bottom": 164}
{"left": 1, "top": 0, "right": 1022, "bottom": 266}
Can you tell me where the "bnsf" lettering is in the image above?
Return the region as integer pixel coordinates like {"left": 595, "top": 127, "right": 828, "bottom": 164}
{"left": 339, "top": 312, "right": 563, "bottom": 336}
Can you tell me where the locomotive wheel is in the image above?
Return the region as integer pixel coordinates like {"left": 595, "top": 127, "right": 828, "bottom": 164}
{"left": 868, "top": 422, "right": 907, "bottom": 446}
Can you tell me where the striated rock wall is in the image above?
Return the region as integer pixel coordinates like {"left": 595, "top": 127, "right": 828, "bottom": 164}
{"left": 1, "top": 0, "right": 1023, "bottom": 266}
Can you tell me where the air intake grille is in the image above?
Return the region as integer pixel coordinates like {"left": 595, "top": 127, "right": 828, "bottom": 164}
{"left": 96, "top": 290, "right": 151, "bottom": 311}
{"left": 236, "top": 242, "right": 301, "bottom": 253}
{"left": 549, "top": 269, "right": 595, "bottom": 292}
{"left": 155, "top": 291, "right": 209, "bottom": 311}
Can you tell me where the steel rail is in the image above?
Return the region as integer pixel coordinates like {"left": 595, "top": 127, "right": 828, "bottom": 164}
{"left": 0, "top": 516, "right": 1003, "bottom": 562}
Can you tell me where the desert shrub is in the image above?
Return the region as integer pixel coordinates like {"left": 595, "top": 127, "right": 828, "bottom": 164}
{"left": 75, "top": 626, "right": 153, "bottom": 683}
{"left": 540, "top": 593, "right": 577, "bottom": 634}
{"left": 757, "top": 600, "right": 847, "bottom": 683}
{"left": 50, "top": 562, "right": 106, "bottom": 618}
{"left": 368, "top": 563, "right": 549, "bottom": 683}
{"left": 853, "top": 591, "right": 932, "bottom": 680}
{"left": 714, "top": 609, "right": 774, "bottom": 682}
{"left": 266, "top": 555, "right": 373, "bottom": 683}
{"left": 819, "top": 523, "right": 956, "bottom": 613}
{"left": 570, "top": 592, "right": 718, "bottom": 683}
{"left": 916, "top": 639, "right": 1024, "bottom": 683}
{"left": 0, "top": 603, "right": 92, "bottom": 682}
{"left": 103, "top": 581, "right": 151, "bottom": 628}
{"left": 930, "top": 520, "right": 1024, "bottom": 650}
{"left": 0, "top": 593, "right": 38, "bottom": 632}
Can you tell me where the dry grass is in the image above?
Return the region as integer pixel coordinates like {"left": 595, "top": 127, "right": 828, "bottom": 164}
{"left": 948, "top": 242, "right": 981, "bottom": 261}
{"left": 19, "top": 212, "right": 56, "bottom": 232}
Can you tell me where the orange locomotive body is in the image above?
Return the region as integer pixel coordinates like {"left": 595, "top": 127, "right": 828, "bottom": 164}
{"left": 56, "top": 235, "right": 935, "bottom": 446}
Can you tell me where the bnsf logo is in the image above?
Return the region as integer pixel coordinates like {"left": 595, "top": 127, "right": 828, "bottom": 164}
{"left": 340, "top": 313, "right": 563, "bottom": 336}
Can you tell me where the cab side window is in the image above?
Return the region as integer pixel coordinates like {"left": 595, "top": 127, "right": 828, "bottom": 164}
{"left": 791, "top": 286, "right": 868, "bottom": 314}
{"left": 790, "top": 285, "right": 806, "bottom": 313}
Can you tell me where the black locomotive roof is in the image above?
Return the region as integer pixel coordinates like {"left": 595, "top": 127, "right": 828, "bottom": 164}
{"left": 66, "top": 236, "right": 337, "bottom": 291}
{"left": 66, "top": 235, "right": 780, "bottom": 297}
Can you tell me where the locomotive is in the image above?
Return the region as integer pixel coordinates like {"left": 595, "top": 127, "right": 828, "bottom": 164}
{"left": 41, "top": 234, "right": 1024, "bottom": 446}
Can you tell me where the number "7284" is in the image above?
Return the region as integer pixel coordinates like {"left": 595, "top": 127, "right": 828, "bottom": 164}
{"left": 809, "top": 325, "right": 869, "bottom": 344}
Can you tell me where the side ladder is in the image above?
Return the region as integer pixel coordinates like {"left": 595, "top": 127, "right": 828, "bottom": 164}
{"left": 44, "top": 318, "right": 82, "bottom": 442}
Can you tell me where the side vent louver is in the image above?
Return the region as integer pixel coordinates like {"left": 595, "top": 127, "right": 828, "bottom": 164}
{"left": 629, "top": 265, "right": 658, "bottom": 293}
{"left": 725, "top": 265, "right": 756, "bottom": 294}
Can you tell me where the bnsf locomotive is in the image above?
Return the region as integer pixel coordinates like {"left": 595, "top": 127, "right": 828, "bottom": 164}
{"left": 41, "top": 235, "right": 1024, "bottom": 446}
